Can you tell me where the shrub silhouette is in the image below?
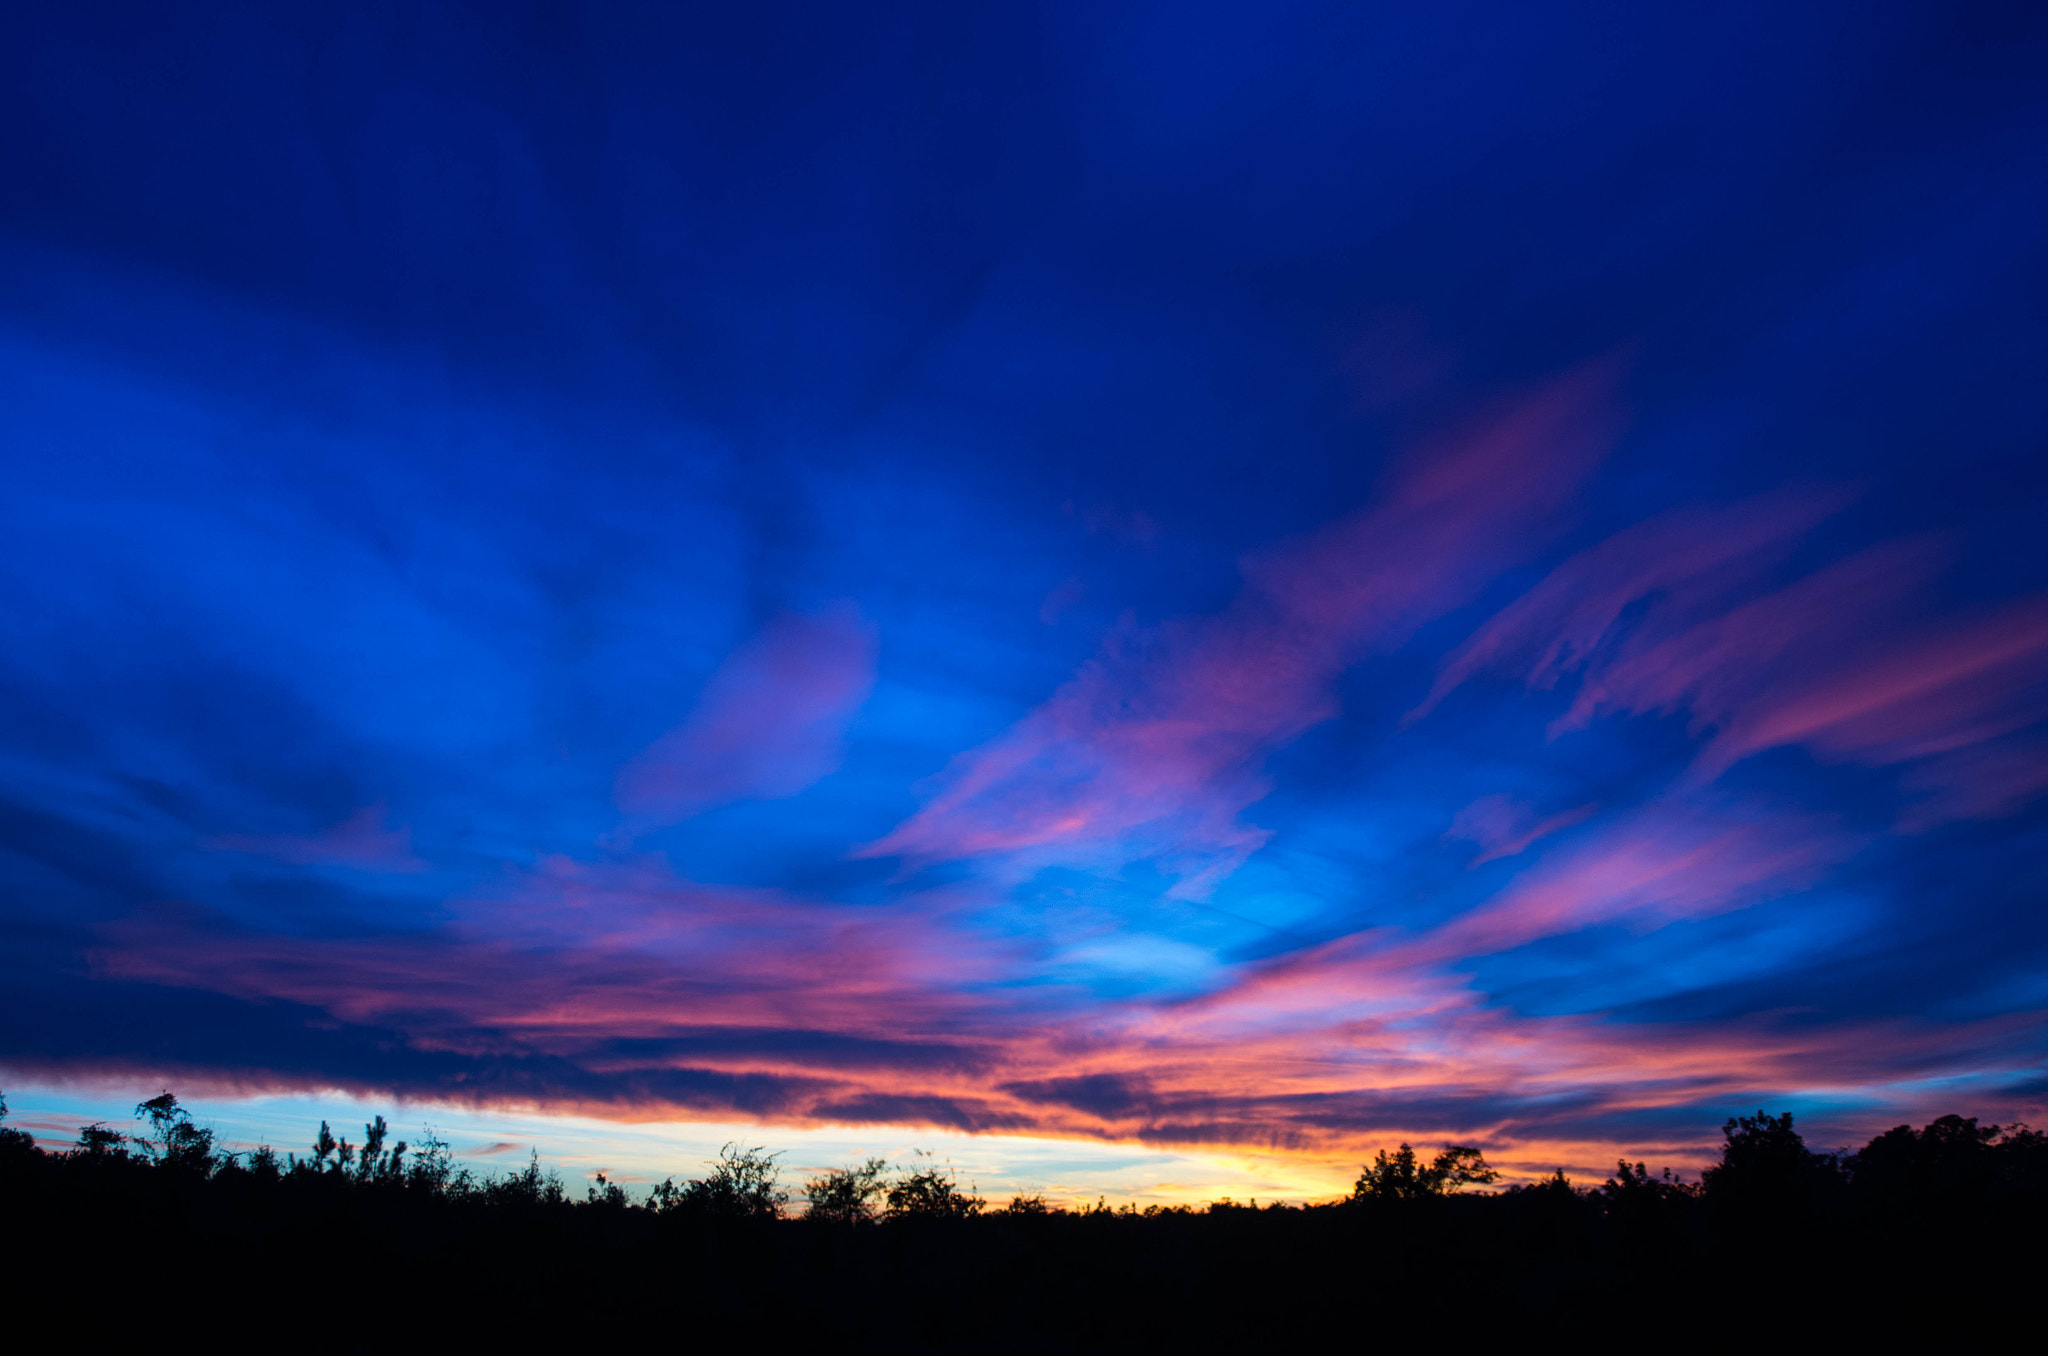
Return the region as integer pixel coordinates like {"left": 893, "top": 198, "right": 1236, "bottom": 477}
{"left": 487, "top": 1148, "right": 568, "bottom": 1207}
{"left": 803, "top": 1156, "right": 888, "bottom": 1224}
{"left": 586, "top": 1172, "right": 628, "bottom": 1208}
{"left": 651, "top": 1142, "right": 784, "bottom": 1221}
{"left": 884, "top": 1152, "right": 983, "bottom": 1219}
{"left": 403, "top": 1128, "right": 470, "bottom": 1194}
{"left": 71, "top": 1122, "right": 130, "bottom": 1159}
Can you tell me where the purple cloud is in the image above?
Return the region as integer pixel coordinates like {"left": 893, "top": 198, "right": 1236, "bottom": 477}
{"left": 617, "top": 605, "right": 877, "bottom": 826}
{"left": 1416, "top": 492, "right": 2048, "bottom": 825}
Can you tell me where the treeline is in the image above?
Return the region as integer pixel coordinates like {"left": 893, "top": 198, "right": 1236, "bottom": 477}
{"left": 3, "top": 1092, "right": 2041, "bottom": 1349}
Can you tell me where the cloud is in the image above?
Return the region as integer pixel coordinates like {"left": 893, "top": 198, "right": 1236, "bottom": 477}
{"left": 1445, "top": 794, "right": 1596, "bottom": 867}
{"left": 94, "top": 853, "right": 1016, "bottom": 1064}
{"left": 616, "top": 605, "right": 877, "bottom": 826}
{"left": 1407, "top": 486, "right": 1857, "bottom": 725}
{"left": 1414, "top": 491, "right": 2048, "bottom": 825}
{"left": 50, "top": 824, "right": 2044, "bottom": 1180}
{"left": 208, "top": 803, "right": 426, "bottom": 874}
{"left": 1682, "top": 588, "right": 2048, "bottom": 789}
{"left": 862, "top": 364, "right": 1624, "bottom": 895}
{"left": 1416, "top": 797, "right": 1855, "bottom": 962}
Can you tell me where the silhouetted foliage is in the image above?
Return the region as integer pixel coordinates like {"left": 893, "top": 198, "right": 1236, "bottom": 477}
{"left": 0, "top": 1092, "right": 35, "bottom": 1162}
{"left": 884, "top": 1152, "right": 984, "bottom": 1219}
{"left": 4, "top": 1089, "right": 2042, "bottom": 1351}
{"left": 803, "top": 1155, "right": 888, "bottom": 1224}
{"left": 133, "top": 1092, "right": 216, "bottom": 1172}
{"left": 652, "top": 1142, "right": 784, "bottom": 1222}
{"left": 72, "top": 1122, "right": 130, "bottom": 1159}
{"left": 486, "top": 1148, "right": 568, "bottom": 1207}
{"left": 1702, "top": 1110, "right": 1844, "bottom": 1220}
{"left": 1600, "top": 1158, "right": 1696, "bottom": 1203}
{"left": 1351, "top": 1142, "right": 1498, "bottom": 1199}
{"left": 404, "top": 1128, "right": 470, "bottom": 1194}
{"left": 244, "top": 1143, "right": 282, "bottom": 1181}
{"left": 586, "top": 1171, "right": 628, "bottom": 1208}
{"left": 309, "top": 1119, "right": 339, "bottom": 1171}
{"left": 350, "top": 1113, "right": 407, "bottom": 1183}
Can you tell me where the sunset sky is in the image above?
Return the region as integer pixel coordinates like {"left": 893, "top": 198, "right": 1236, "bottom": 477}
{"left": 3, "top": 2, "right": 2046, "bottom": 1200}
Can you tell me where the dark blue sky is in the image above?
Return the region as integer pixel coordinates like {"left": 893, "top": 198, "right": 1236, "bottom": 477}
{"left": 3, "top": 1, "right": 2046, "bottom": 1180}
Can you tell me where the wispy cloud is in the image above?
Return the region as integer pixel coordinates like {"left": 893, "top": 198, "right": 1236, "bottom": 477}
{"left": 86, "top": 773, "right": 2036, "bottom": 1179}
{"left": 863, "top": 365, "right": 1624, "bottom": 896}
{"left": 617, "top": 605, "right": 877, "bottom": 827}
{"left": 1446, "top": 794, "right": 1597, "bottom": 867}
{"left": 1414, "top": 491, "right": 2048, "bottom": 825}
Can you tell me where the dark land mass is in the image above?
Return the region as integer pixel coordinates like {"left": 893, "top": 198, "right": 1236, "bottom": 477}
{"left": 4, "top": 1094, "right": 2041, "bottom": 1350}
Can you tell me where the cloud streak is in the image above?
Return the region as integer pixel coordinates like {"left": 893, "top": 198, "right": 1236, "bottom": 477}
{"left": 864, "top": 366, "right": 1624, "bottom": 895}
{"left": 72, "top": 763, "right": 2035, "bottom": 1181}
{"left": 1416, "top": 492, "right": 2048, "bottom": 825}
{"left": 617, "top": 606, "right": 877, "bottom": 827}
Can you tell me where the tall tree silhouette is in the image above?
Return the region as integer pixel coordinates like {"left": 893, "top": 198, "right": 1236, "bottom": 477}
{"left": 1703, "top": 1111, "right": 1842, "bottom": 1220}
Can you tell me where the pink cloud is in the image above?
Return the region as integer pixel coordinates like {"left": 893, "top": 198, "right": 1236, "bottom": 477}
{"left": 616, "top": 604, "right": 876, "bottom": 825}
{"left": 1407, "top": 486, "right": 1856, "bottom": 725}
{"left": 1156, "top": 794, "right": 1853, "bottom": 1047}
{"left": 1419, "top": 798, "right": 1854, "bottom": 962}
{"left": 1896, "top": 731, "right": 2048, "bottom": 829}
{"left": 1415, "top": 491, "right": 2048, "bottom": 824}
{"left": 1688, "top": 590, "right": 2048, "bottom": 782}
{"left": 863, "top": 364, "right": 1624, "bottom": 894}
{"left": 84, "top": 837, "right": 2047, "bottom": 1181}
{"left": 208, "top": 802, "right": 426, "bottom": 873}
{"left": 1445, "top": 794, "right": 1597, "bottom": 866}
{"left": 98, "top": 854, "right": 1017, "bottom": 1062}
{"left": 466, "top": 1141, "right": 522, "bottom": 1157}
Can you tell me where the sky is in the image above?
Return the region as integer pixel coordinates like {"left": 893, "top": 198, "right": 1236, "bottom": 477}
{"left": 3, "top": 1, "right": 2046, "bottom": 1201}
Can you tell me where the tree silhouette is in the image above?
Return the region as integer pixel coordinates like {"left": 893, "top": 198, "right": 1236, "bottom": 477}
{"left": 351, "top": 1114, "right": 407, "bottom": 1183}
{"left": 1352, "top": 1143, "right": 1497, "bottom": 1200}
{"left": 309, "top": 1119, "right": 340, "bottom": 1172}
{"left": 4, "top": 1091, "right": 2048, "bottom": 1348}
{"left": 134, "top": 1092, "right": 215, "bottom": 1171}
{"left": 0, "top": 1091, "right": 36, "bottom": 1161}
{"left": 1702, "top": 1110, "right": 1843, "bottom": 1221}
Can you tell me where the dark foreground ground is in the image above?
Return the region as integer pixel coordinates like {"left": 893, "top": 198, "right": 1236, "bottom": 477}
{"left": 6, "top": 1105, "right": 2042, "bottom": 1351}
